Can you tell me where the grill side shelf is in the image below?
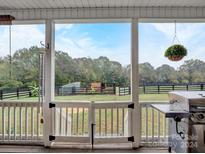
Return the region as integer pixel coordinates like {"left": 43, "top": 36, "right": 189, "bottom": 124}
{"left": 151, "top": 104, "right": 190, "bottom": 118}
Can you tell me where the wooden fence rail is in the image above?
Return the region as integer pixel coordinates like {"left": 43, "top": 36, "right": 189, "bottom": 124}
{"left": 1, "top": 83, "right": 205, "bottom": 99}
{"left": 56, "top": 87, "right": 116, "bottom": 96}
{"left": 0, "top": 88, "right": 31, "bottom": 100}
{"left": 119, "top": 83, "right": 205, "bottom": 95}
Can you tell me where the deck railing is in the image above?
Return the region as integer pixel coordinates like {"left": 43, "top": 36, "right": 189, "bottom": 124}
{"left": 0, "top": 100, "right": 168, "bottom": 146}
{"left": 53, "top": 101, "right": 90, "bottom": 137}
{"left": 0, "top": 101, "right": 43, "bottom": 144}
{"left": 140, "top": 101, "right": 169, "bottom": 147}
{"left": 93, "top": 101, "right": 131, "bottom": 144}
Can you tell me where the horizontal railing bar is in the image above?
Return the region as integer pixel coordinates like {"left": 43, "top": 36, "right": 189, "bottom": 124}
{"left": 54, "top": 101, "right": 91, "bottom": 103}
{"left": 0, "top": 136, "right": 43, "bottom": 140}
{"left": 94, "top": 137, "right": 129, "bottom": 144}
{"left": 95, "top": 101, "right": 131, "bottom": 104}
{"left": 54, "top": 101, "right": 91, "bottom": 108}
{"left": 0, "top": 101, "right": 39, "bottom": 107}
{"left": 94, "top": 101, "right": 131, "bottom": 108}
{"left": 54, "top": 136, "right": 90, "bottom": 143}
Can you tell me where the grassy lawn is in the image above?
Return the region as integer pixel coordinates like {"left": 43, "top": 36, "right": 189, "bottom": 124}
{"left": 0, "top": 94, "right": 169, "bottom": 138}
{"left": 19, "top": 93, "right": 169, "bottom": 102}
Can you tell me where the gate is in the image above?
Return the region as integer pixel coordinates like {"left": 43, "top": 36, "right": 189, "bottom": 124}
{"left": 93, "top": 101, "right": 134, "bottom": 144}
{"left": 49, "top": 101, "right": 91, "bottom": 143}
{"left": 49, "top": 101, "right": 134, "bottom": 146}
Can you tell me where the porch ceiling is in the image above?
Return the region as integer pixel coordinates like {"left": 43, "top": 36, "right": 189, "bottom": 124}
{"left": 0, "top": 0, "right": 205, "bottom": 10}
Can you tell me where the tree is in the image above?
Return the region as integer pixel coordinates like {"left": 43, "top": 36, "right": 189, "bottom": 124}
{"left": 156, "top": 64, "right": 176, "bottom": 83}
{"left": 139, "top": 62, "right": 156, "bottom": 84}
{"left": 12, "top": 46, "right": 40, "bottom": 86}
{"left": 55, "top": 51, "right": 81, "bottom": 86}
{"left": 179, "top": 59, "right": 205, "bottom": 83}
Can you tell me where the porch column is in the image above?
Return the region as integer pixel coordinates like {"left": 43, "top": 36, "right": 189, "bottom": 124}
{"left": 44, "top": 19, "right": 55, "bottom": 147}
{"left": 131, "top": 18, "right": 140, "bottom": 148}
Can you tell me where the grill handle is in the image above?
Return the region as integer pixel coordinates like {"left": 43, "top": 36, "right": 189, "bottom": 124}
{"left": 174, "top": 116, "right": 185, "bottom": 140}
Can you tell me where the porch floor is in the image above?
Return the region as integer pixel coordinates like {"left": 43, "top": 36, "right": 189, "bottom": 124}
{"left": 0, "top": 145, "right": 168, "bottom": 153}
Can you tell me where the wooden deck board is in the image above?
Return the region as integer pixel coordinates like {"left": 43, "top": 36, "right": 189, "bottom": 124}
{"left": 0, "top": 145, "right": 168, "bottom": 153}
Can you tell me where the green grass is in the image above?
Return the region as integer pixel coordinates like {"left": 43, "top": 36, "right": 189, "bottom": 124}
{"left": 20, "top": 93, "right": 169, "bottom": 102}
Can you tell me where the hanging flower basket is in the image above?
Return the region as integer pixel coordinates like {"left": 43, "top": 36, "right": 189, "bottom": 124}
{"left": 164, "top": 44, "right": 187, "bottom": 61}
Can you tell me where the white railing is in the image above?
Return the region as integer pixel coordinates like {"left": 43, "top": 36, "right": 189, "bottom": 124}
{"left": 0, "top": 101, "right": 43, "bottom": 144}
{"left": 140, "top": 101, "right": 169, "bottom": 147}
{"left": 0, "top": 100, "right": 169, "bottom": 147}
{"left": 93, "top": 101, "right": 130, "bottom": 137}
{"left": 51, "top": 101, "right": 91, "bottom": 143}
{"left": 93, "top": 101, "right": 131, "bottom": 144}
{"left": 53, "top": 101, "right": 90, "bottom": 136}
{"left": 51, "top": 101, "right": 131, "bottom": 144}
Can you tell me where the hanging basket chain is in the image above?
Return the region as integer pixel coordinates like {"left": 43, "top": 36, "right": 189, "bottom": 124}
{"left": 9, "top": 25, "right": 12, "bottom": 79}
{"left": 171, "top": 20, "right": 181, "bottom": 45}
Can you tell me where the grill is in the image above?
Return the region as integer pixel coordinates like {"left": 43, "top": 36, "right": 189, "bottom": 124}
{"left": 152, "top": 91, "right": 205, "bottom": 153}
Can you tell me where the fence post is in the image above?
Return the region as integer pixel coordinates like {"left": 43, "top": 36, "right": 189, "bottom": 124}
{"left": 56, "top": 87, "right": 60, "bottom": 96}
{"left": 118, "top": 86, "right": 120, "bottom": 96}
{"left": 158, "top": 85, "right": 160, "bottom": 94}
{"left": 143, "top": 85, "right": 146, "bottom": 94}
{"left": 172, "top": 85, "right": 175, "bottom": 91}
{"left": 29, "top": 91, "right": 32, "bottom": 97}
{"left": 201, "top": 84, "right": 204, "bottom": 91}
{"left": 113, "top": 84, "right": 116, "bottom": 94}
{"left": 129, "top": 86, "right": 131, "bottom": 95}
{"left": 17, "top": 88, "right": 19, "bottom": 99}
{"left": 186, "top": 85, "right": 189, "bottom": 91}
{"left": 0, "top": 90, "right": 3, "bottom": 100}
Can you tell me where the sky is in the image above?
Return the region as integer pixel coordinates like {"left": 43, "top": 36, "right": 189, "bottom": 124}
{"left": 0, "top": 22, "right": 205, "bottom": 69}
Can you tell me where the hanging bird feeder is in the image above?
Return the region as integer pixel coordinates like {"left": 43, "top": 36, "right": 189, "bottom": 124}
{"left": 164, "top": 21, "right": 187, "bottom": 61}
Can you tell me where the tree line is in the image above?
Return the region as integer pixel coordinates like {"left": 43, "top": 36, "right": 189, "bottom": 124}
{"left": 0, "top": 46, "right": 205, "bottom": 89}
{"left": 139, "top": 60, "right": 205, "bottom": 84}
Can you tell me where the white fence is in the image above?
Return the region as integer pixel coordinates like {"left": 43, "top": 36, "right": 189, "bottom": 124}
{"left": 0, "top": 100, "right": 169, "bottom": 146}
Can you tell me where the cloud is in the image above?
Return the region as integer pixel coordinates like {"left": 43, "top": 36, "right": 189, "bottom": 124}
{"left": 151, "top": 23, "right": 205, "bottom": 43}
{"left": 0, "top": 25, "right": 44, "bottom": 57}
{"left": 55, "top": 32, "right": 130, "bottom": 66}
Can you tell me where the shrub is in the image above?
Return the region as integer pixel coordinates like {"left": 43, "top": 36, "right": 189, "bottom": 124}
{"left": 28, "top": 82, "right": 39, "bottom": 97}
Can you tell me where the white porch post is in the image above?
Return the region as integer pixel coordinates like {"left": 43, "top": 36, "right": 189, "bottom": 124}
{"left": 131, "top": 18, "right": 140, "bottom": 148}
{"left": 44, "top": 19, "right": 55, "bottom": 147}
